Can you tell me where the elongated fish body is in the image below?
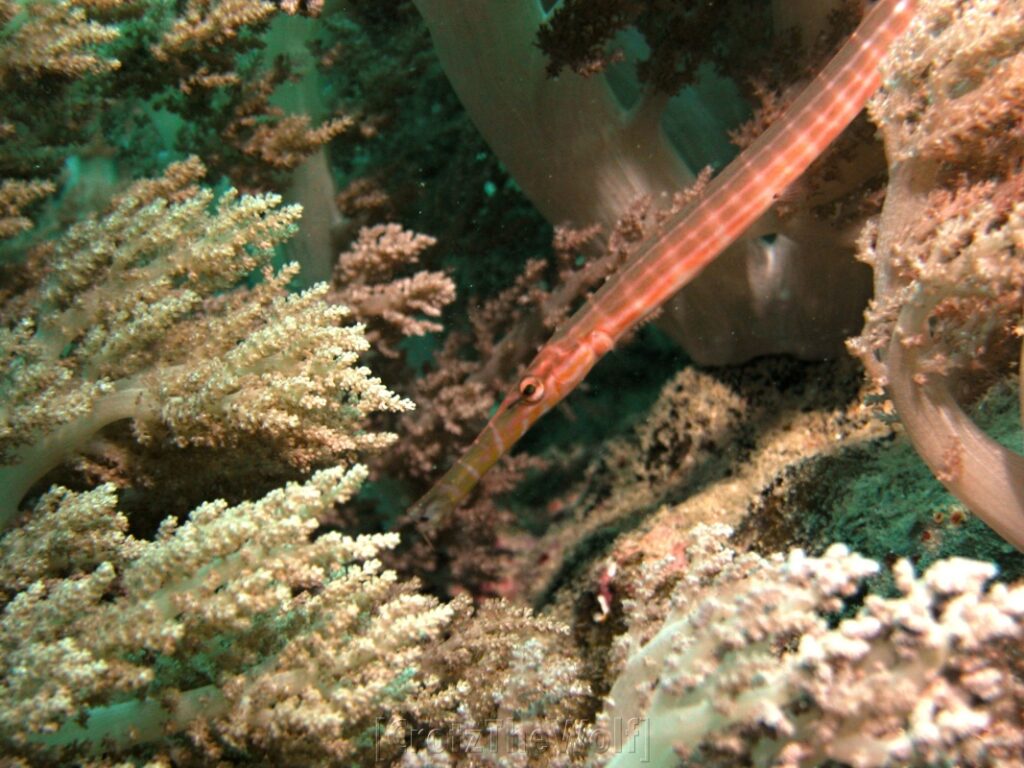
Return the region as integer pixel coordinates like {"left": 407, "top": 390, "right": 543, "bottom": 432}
{"left": 410, "top": 0, "right": 918, "bottom": 525}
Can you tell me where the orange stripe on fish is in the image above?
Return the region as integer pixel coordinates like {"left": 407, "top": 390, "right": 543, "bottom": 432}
{"left": 410, "top": 0, "right": 917, "bottom": 527}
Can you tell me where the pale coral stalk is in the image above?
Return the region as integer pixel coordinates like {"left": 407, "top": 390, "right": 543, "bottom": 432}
{"left": 0, "top": 384, "right": 152, "bottom": 524}
{"left": 848, "top": 0, "right": 1024, "bottom": 551}
{"left": 34, "top": 684, "right": 226, "bottom": 752}
{"left": 412, "top": 0, "right": 877, "bottom": 363}
{"left": 888, "top": 301, "right": 1024, "bottom": 550}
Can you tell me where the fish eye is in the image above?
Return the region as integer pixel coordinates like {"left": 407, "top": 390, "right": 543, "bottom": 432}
{"left": 518, "top": 375, "right": 545, "bottom": 403}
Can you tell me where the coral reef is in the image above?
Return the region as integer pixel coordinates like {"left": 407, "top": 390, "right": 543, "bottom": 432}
{"left": 328, "top": 222, "right": 454, "bottom": 357}
{"left": 0, "top": 464, "right": 452, "bottom": 764}
{"left": 848, "top": 0, "right": 1024, "bottom": 550}
{"left": 0, "top": 0, "right": 1023, "bottom": 765}
{"left": 602, "top": 523, "right": 1024, "bottom": 767}
{"left": 0, "top": 158, "right": 412, "bottom": 525}
{"left": 412, "top": 0, "right": 879, "bottom": 364}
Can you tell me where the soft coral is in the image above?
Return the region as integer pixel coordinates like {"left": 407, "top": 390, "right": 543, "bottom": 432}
{"left": 849, "top": 0, "right": 1024, "bottom": 549}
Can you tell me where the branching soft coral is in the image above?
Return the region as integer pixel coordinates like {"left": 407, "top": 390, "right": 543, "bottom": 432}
{"left": 537, "top": 0, "right": 780, "bottom": 92}
{"left": 0, "top": 0, "right": 121, "bottom": 85}
{"left": 849, "top": 0, "right": 1024, "bottom": 550}
{"left": 0, "top": 179, "right": 56, "bottom": 240}
{"left": 603, "top": 524, "right": 1024, "bottom": 767}
{"left": 329, "top": 223, "right": 455, "bottom": 357}
{"left": 412, "top": 0, "right": 877, "bottom": 364}
{"left": 398, "top": 597, "right": 592, "bottom": 765}
{"left": 0, "top": 464, "right": 454, "bottom": 765}
{"left": 0, "top": 158, "right": 412, "bottom": 527}
{"left": 151, "top": 0, "right": 279, "bottom": 62}
{"left": 0, "top": 0, "right": 350, "bottom": 246}
{"left": 0, "top": 462, "right": 592, "bottom": 766}
{"left": 0, "top": 0, "right": 122, "bottom": 237}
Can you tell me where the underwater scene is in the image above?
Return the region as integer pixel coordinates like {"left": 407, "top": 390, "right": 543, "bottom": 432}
{"left": 1, "top": 0, "right": 1023, "bottom": 764}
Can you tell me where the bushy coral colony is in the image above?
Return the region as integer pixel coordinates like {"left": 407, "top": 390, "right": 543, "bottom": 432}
{"left": 0, "top": 0, "right": 1022, "bottom": 765}
{"left": 849, "top": 0, "right": 1024, "bottom": 552}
